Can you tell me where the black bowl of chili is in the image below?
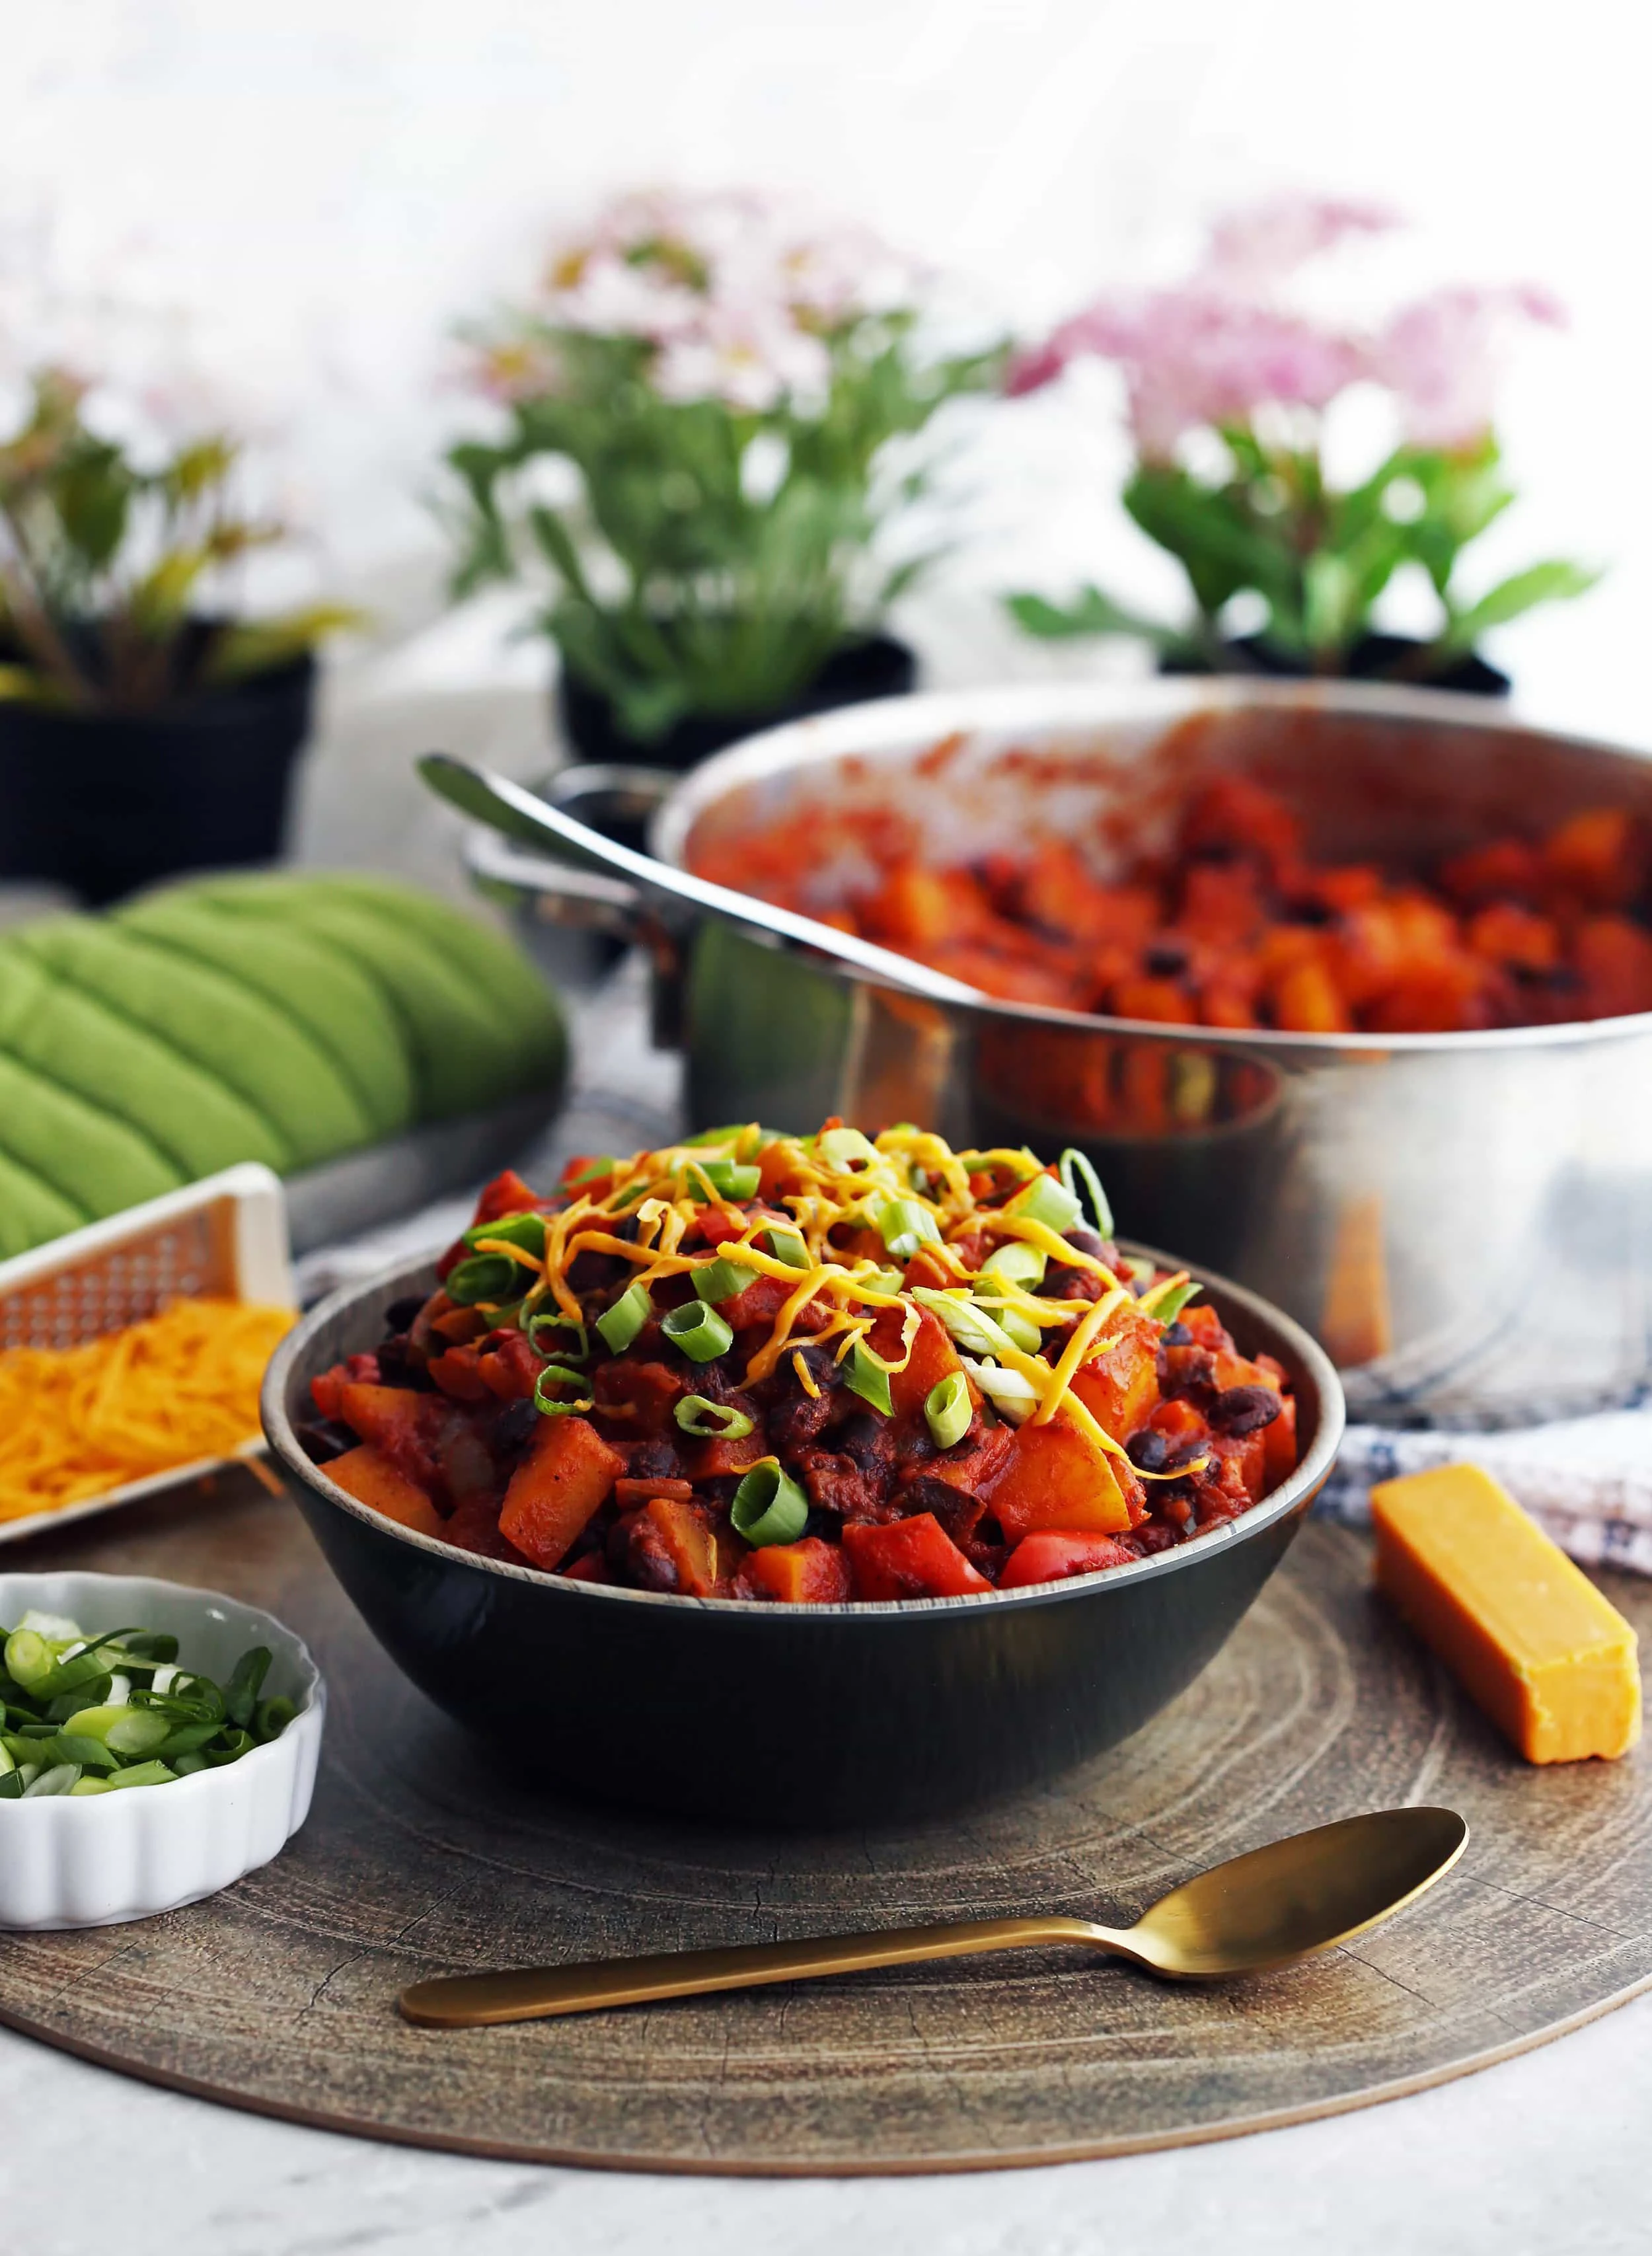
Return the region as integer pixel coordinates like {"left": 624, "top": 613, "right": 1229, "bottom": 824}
{"left": 262, "top": 1127, "right": 1343, "bottom": 1826}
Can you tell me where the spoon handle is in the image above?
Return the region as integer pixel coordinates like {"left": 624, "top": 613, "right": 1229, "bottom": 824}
{"left": 399, "top": 1914, "right": 1112, "bottom": 2028}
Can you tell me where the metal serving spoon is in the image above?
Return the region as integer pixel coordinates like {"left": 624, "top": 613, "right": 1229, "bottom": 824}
{"left": 399, "top": 1805, "right": 1467, "bottom": 2029}
{"left": 418, "top": 751, "right": 985, "bottom": 1006}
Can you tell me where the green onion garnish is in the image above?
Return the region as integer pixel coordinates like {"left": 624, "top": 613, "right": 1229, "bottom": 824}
{"left": 463, "top": 1211, "right": 547, "bottom": 1257}
{"left": 533, "top": 1363, "right": 595, "bottom": 1416}
{"left": 1148, "top": 1279, "right": 1200, "bottom": 1326}
{"left": 876, "top": 1195, "right": 941, "bottom": 1262}
{"left": 0, "top": 1614, "right": 296, "bottom": 1795}
{"left": 761, "top": 1226, "right": 810, "bottom": 1269}
{"left": 695, "top": 1159, "right": 761, "bottom": 1200}
{"left": 1059, "top": 1148, "right": 1114, "bottom": 1240}
{"left": 693, "top": 1255, "right": 755, "bottom": 1304}
{"left": 673, "top": 1395, "right": 755, "bottom": 1440}
{"left": 1006, "top": 1172, "right": 1084, "bottom": 1236}
{"left": 815, "top": 1126, "right": 878, "bottom": 1173}
{"left": 527, "top": 1310, "right": 591, "bottom": 1362}
{"left": 682, "top": 1124, "right": 749, "bottom": 1147}
{"left": 911, "top": 1287, "right": 1018, "bottom": 1360}
{"left": 844, "top": 1339, "right": 893, "bottom": 1416}
{"left": 973, "top": 1295, "right": 1041, "bottom": 1354}
{"left": 564, "top": 1156, "right": 617, "bottom": 1187}
{"left": 981, "top": 1240, "right": 1047, "bottom": 1289}
{"left": 445, "top": 1252, "right": 519, "bottom": 1306}
{"left": 924, "top": 1372, "right": 973, "bottom": 1449}
{"left": 730, "top": 1458, "right": 811, "bottom": 1546}
{"left": 660, "top": 1301, "right": 735, "bottom": 1363}
{"left": 595, "top": 1280, "right": 651, "bottom": 1353}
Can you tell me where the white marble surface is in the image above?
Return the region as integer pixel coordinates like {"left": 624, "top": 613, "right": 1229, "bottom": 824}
{"left": 1, "top": 1986, "right": 1648, "bottom": 2255}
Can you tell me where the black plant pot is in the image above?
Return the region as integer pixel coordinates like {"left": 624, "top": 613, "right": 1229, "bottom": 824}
{"left": 0, "top": 652, "right": 316, "bottom": 906}
{"left": 1161, "top": 631, "right": 1510, "bottom": 699}
{"left": 556, "top": 632, "right": 917, "bottom": 772}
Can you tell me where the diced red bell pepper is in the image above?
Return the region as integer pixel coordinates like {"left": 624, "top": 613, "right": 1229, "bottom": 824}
{"left": 841, "top": 1513, "right": 990, "bottom": 1600}
{"left": 475, "top": 1167, "right": 544, "bottom": 1224}
{"left": 498, "top": 1415, "right": 623, "bottom": 1570}
{"left": 987, "top": 1414, "right": 1142, "bottom": 1540}
{"left": 478, "top": 1328, "right": 544, "bottom": 1400}
{"left": 998, "top": 1529, "right": 1135, "bottom": 1589}
{"left": 746, "top": 1536, "right": 854, "bottom": 1604}
{"left": 428, "top": 1344, "right": 493, "bottom": 1402}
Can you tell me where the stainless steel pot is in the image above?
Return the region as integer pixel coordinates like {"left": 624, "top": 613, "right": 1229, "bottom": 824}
{"left": 464, "top": 681, "right": 1652, "bottom": 1428}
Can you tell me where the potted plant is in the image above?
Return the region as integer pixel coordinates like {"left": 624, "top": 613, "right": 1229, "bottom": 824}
{"left": 1004, "top": 198, "right": 1596, "bottom": 691}
{"left": 443, "top": 188, "right": 1003, "bottom": 768}
{"left": 0, "top": 366, "right": 356, "bottom": 904}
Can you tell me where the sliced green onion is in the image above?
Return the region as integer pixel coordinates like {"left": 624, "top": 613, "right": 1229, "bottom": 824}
{"left": 876, "top": 1196, "right": 941, "bottom": 1262}
{"left": 660, "top": 1300, "right": 734, "bottom": 1363}
{"left": 815, "top": 1126, "right": 878, "bottom": 1173}
{"left": 730, "top": 1459, "right": 810, "bottom": 1546}
{"left": 256, "top": 1696, "right": 298, "bottom": 1741}
{"left": 3, "top": 1628, "right": 52, "bottom": 1692}
{"left": 683, "top": 1123, "right": 749, "bottom": 1147}
{"left": 103, "top": 1760, "right": 178, "bottom": 1791}
{"left": 674, "top": 1395, "right": 755, "bottom": 1440}
{"left": 463, "top": 1211, "right": 547, "bottom": 1257}
{"left": 844, "top": 1339, "right": 894, "bottom": 1415}
{"left": 761, "top": 1225, "right": 811, "bottom": 1269}
{"left": 444, "top": 1252, "right": 519, "bottom": 1306}
{"left": 23, "top": 1763, "right": 81, "bottom": 1796}
{"left": 564, "top": 1155, "right": 617, "bottom": 1187}
{"left": 980, "top": 1240, "right": 1047, "bottom": 1289}
{"left": 911, "top": 1287, "right": 1018, "bottom": 1360}
{"left": 69, "top": 1775, "right": 116, "bottom": 1795}
{"left": 959, "top": 1355, "right": 1041, "bottom": 1423}
{"left": 595, "top": 1280, "right": 652, "bottom": 1353}
{"left": 860, "top": 1267, "right": 907, "bottom": 1297}
{"left": 693, "top": 1254, "right": 755, "bottom": 1304}
{"left": 223, "top": 1649, "right": 272, "bottom": 1733}
{"left": 693, "top": 1159, "right": 761, "bottom": 1200}
{"left": 1148, "top": 1279, "right": 1200, "bottom": 1326}
{"left": 1006, "top": 1172, "right": 1084, "bottom": 1236}
{"left": 1059, "top": 1148, "right": 1114, "bottom": 1239}
{"left": 924, "top": 1371, "right": 973, "bottom": 1450}
{"left": 533, "top": 1363, "right": 595, "bottom": 1417}
{"left": 527, "top": 1310, "right": 591, "bottom": 1362}
{"left": 974, "top": 1297, "right": 1041, "bottom": 1354}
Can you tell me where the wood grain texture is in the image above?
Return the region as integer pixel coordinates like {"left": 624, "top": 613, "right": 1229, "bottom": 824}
{"left": 0, "top": 1473, "right": 1647, "bottom": 2175}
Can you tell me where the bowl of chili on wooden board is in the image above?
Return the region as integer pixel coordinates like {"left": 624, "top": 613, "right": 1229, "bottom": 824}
{"left": 263, "top": 1123, "right": 1341, "bottom": 1826}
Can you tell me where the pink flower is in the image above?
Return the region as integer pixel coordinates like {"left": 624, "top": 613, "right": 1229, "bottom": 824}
{"left": 1371, "top": 285, "right": 1565, "bottom": 449}
{"left": 1012, "top": 289, "right": 1366, "bottom": 457}
{"left": 1203, "top": 194, "right": 1398, "bottom": 291}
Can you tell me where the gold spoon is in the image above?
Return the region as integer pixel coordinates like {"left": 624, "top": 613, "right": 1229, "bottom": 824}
{"left": 399, "top": 1805, "right": 1467, "bottom": 2029}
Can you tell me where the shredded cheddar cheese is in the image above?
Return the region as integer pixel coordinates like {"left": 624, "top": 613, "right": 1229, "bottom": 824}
{"left": 0, "top": 1298, "right": 296, "bottom": 1524}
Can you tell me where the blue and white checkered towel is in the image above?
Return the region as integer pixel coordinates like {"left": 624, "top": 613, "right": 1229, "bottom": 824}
{"left": 1322, "top": 1415, "right": 1652, "bottom": 1575}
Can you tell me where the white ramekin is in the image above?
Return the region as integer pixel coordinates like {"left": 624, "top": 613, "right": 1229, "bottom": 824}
{"left": 0, "top": 1569, "right": 324, "bottom": 1930}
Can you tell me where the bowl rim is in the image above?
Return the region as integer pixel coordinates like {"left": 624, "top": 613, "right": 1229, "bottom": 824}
{"left": 646, "top": 676, "right": 1652, "bottom": 1057}
{"left": 0, "top": 1567, "right": 324, "bottom": 1811}
{"left": 262, "top": 1237, "right": 1346, "bottom": 1622}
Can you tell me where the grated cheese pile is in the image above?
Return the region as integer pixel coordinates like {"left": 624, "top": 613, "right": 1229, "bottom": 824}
{"left": 0, "top": 1298, "right": 295, "bottom": 1524}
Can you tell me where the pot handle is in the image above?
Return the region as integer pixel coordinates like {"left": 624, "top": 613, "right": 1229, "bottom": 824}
{"left": 462, "top": 823, "right": 687, "bottom": 1046}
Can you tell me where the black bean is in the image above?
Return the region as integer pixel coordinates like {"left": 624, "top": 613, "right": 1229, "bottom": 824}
{"left": 1209, "top": 1384, "right": 1282, "bottom": 1436}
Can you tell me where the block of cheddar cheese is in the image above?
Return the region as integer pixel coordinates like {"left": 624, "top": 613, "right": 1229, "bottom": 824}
{"left": 1370, "top": 1462, "right": 1641, "bottom": 1764}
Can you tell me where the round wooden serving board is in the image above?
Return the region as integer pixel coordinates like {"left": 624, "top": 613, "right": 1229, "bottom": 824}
{"left": 1, "top": 1478, "right": 1649, "bottom": 2175}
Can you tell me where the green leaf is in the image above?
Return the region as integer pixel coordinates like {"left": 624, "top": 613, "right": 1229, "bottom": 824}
{"left": 202, "top": 605, "right": 365, "bottom": 685}
{"left": 1004, "top": 585, "right": 1177, "bottom": 647}
{"left": 1437, "top": 560, "right": 1601, "bottom": 654}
